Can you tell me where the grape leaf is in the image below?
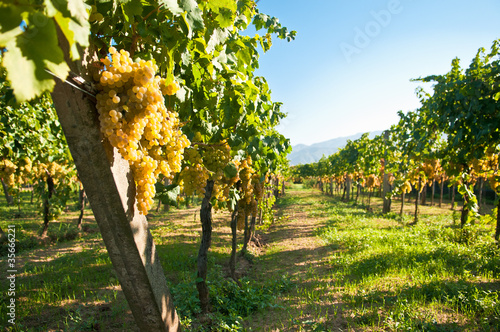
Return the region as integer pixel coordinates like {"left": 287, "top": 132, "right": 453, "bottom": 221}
{"left": 215, "top": 8, "right": 234, "bottom": 29}
{"left": 207, "top": 0, "right": 237, "bottom": 13}
{"left": 3, "top": 17, "right": 69, "bottom": 102}
{"left": 155, "top": 183, "right": 180, "bottom": 206}
{"left": 0, "top": 4, "right": 24, "bottom": 46}
{"left": 121, "top": 1, "right": 143, "bottom": 22}
{"left": 206, "top": 28, "right": 229, "bottom": 54}
{"left": 179, "top": 0, "right": 204, "bottom": 33}
{"left": 160, "top": 0, "right": 183, "bottom": 15}
{"left": 228, "top": 188, "right": 240, "bottom": 211}
{"left": 54, "top": 12, "right": 90, "bottom": 60}
{"left": 66, "top": 0, "right": 89, "bottom": 26}
{"left": 223, "top": 161, "right": 238, "bottom": 178}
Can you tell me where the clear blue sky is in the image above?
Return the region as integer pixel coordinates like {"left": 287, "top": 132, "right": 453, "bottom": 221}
{"left": 251, "top": 0, "right": 500, "bottom": 146}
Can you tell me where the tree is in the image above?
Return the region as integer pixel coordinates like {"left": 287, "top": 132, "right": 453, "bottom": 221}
{"left": 416, "top": 40, "right": 500, "bottom": 232}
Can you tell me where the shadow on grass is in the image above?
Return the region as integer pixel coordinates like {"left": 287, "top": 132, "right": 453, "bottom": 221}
{"left": 351, "top": 278, "right": 500, "bottom": 331}
{"left": 0, "top": 247, "right": 137, "bottom": 331}
{"left": 335, "top": 245, "right": 500, "bottom": 284}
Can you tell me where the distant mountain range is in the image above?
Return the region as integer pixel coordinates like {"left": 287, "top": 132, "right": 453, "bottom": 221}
{"left": 288, "top": 130, "right": 384, "bottom": 166}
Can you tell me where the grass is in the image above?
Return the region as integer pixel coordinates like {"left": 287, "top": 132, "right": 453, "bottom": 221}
{"left": 0, "top": 192, "right": 292, "bottom": 331}
{"left": 1, "top": 186, "right": 499, "bottom": 331}
{"left": 320, "top": 210, "right": 500, "bottom": 331}
{"left": 244, "top": 184, "right": 500, "bottom": 331}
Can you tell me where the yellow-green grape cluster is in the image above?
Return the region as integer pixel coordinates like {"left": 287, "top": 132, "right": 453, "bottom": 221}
{"left": 489, "top": 175, "right": 500, "bottom": 192}
{"left": 95, "top": 47, "right": 190, "bottom": 215}
{"left": 409, "top": 164, "right": 434, "bottom": 190}
{"left": 251, "top": 173, "right": 263, "bottom": 215}
{"left": 487, "top": 153, "right": 499, "bottom": 170}
{"left": 236, "top": 210, "right": 246, "bottom": 230}
{"left": 401, "top": 180, "right": 412, "bottom": 194}
{"left": 485, "top": 153, "right": 500, "bottom": 191}
{"left": 0, "top": 159, "right": 17, "bottom": 187}
{"left": 89, "top": 5, "right": 104, "bottom": 22}
{"left": 32, "top": 161, "right": 74, "bottom": 184}
{"left": 237, "top": 157, "right": 255, "bottom": 230}
{"left": 204, "top": 140, "right": 231, "bottom": 173}
{"left": 421, "top": 159, "right": 442, "bottom": 184}
{"left": 202, "top": 142, "right": 239, "bottom": 209}
{"left": 239, "top": 157, "right": 255, "bottom": 205}
{"left": 14, "top": 157, "right": 32, "bottom": 185}
{"left": 472, "top": 154, "right": 499, "bottom": 178}
{"left": 179, "top": 148, "right": 209, "bottom": 197}
{"left": 366, "top": 174, "right": 379, "bottom": 189}
{"left": 356, "top": 174, "right": 366, "bottom": 187}
{"left": 30, "top": 161, "right": 78, "bottom": 191}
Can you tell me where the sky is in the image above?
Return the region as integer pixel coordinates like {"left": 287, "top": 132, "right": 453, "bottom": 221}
{"left": 250, "top": 0, "right": 500, "bottom": 146}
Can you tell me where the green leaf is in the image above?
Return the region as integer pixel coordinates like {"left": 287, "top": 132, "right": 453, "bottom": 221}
{"left": 121, "top": 1, "right": 143, "bottom": 22}
{"left": 0, "top": 4, "right": 24, "bottom": 46}
{"left": 215, "top": 8, "right": 235, "bottom": 29}
{"left": 155, "top": 183, "right": 181, "bottom": 206}
{"left": 3, "top": 17, "right": 69, "bottom": 102}
{"left": 65, "top": 0, "right": 89, "bottom": 26}
{"left": 206, "top": 28, "right": 229, "bottom": 54}
{"left": 179, "top": 0, "right": 204, "bottom": 33}
{"left": 160, "top": 0, "right": 183, "bottom": 15}
{"left": 54, "top": 12, "right": 90, "bottom": 60}
{"left": 207, "top": 0, "right": 237, "bottom": 13}
{"left": 228, "top": 188, "right": 240, "bottom": 211}
{"left": 223, "top": 161, "right": 238, "bottom": 178}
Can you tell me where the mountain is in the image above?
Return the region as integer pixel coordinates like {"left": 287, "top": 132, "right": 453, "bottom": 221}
{"left": 288, "top": 130, "right": 384, "bottom": 166}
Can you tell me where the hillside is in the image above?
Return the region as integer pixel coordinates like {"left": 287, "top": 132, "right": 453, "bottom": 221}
{"left": 288, "top": 130, "right": 383, "bottom": 165}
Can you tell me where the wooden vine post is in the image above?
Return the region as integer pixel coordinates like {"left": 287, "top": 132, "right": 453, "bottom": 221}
{"left": 50, "top": 33, "right": 179, "bottom": 331}
{"left": 382, "top": 130, "right": 391, "bottom": 214}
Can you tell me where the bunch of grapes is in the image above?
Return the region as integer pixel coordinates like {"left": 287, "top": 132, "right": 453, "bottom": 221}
{"left": 252, "top": 174, "right": 263, "bottom": 204}
{"left": 238, "top": 157, "right": 263, "bottom": 229}
{"left": 95, "top": 47, "right": 190, "bottom": 215}
{"left": 489, "top": 176, "right": 500, "bottom": 192}
{"left": 366, "top": 174, "right": 379, "bottom": 188}
{"left": 0, "top": 159, "right": 16, "bottom": 187}
{"left": 14, "top": 157, "right": 32, "bottom": 185}
{"left": 485, "top": 152, "right": 500, "bottom": 191}
{"left": 202, "top": 142, "right": 240, "bottom": 209}
{"left": 401, "top": 180, "right": 412, "bottom": 194}
{"left": 356, "top": 174, "right": 366, "bottom": 187}
{"left": 421, "top": 160, "right": 440, "bottom": 184}
{"left": 32, "top": 161, "right": 75, "bottom": 184}
{"left": 179, "top": 147, "right": 209, "bottom": 197}
{"left": 247, "top": 173, "right": 263, "bottom": 219}
{"left": 204, "top": 141, "right": 231, "bottom": 173}
{"left": 486, "top": 153, "right": 499, "bottom": 170}
{"left": 239, "top": 157, "right": 254, "bottom": 205}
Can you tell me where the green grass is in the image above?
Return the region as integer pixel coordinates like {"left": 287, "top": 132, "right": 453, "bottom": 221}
{"left": 2, "top": 186, "right": 499, "bottom": 331}
{"left": 0, "top": 191, "right": 292, "bottom": 331}
{"left": 310, "top": 189, "right": 500, "bottom": 331}
{"left": 242, "top": 185, "right": 500, "bottom": 331}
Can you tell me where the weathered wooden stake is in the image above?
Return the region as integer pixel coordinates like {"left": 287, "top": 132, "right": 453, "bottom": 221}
{"left": 51, "top": 54, "right": 179, "bottom": 331}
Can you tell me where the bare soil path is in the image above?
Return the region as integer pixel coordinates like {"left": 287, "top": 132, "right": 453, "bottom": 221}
{"left": 245, "top": 188, "right": 348, "bottom": 331}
